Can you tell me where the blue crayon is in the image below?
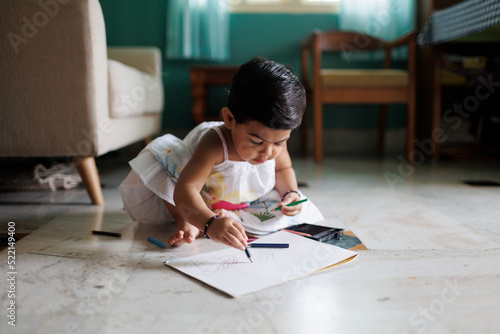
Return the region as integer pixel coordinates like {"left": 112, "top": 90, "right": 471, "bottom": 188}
{"left": 248, "top": 243, "right": 289, "bottom": 248}
{"left": 148, "top": 236, "right": 165, "bottom": 248}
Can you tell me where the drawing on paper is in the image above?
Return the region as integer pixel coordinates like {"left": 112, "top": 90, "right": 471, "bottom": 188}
{"left": 248, "top": 199, "right": 276, "bottom": 222}
{"left": 253, "top": 249, "right": 278, "bottom": 263}
{"left": 166, "top": 231, "right": 358, "bottom": 297}
{"left": 191, "top": 255, "right": 238, "bottom": 272}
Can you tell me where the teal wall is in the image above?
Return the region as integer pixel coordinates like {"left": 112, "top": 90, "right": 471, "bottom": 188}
{"left": 99, "top": 0, "right": 406, "bottom": 131}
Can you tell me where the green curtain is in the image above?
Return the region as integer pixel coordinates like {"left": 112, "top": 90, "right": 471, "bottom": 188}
{"left": 339, "top": 0, "right": 416, "bottom": 60}
{"left": 166, "top": 0, "right": 230, "bottom": 61}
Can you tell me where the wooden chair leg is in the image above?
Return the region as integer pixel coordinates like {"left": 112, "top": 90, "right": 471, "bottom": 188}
{"left": 73, "top": 156, "right": 104, "bottom": 205}
{"left": 406, "top": 99, "right": 416, "bottom": 164}
{"left": 301, "top": 98, "right": 309, "bottom": 155}
{"left": 377, "top": 105, "right": 388, "bottom": 157}
{"left": 313, "top": 97, "right": 323, "bottom": 163}
{"left": 191, "top": 81, "right": 207, "bottom": 124}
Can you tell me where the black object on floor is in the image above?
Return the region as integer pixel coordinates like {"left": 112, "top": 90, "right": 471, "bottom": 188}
{"left": 462, "top": 180, "right": 500, "bottom": 186}
{"left": 297, "top": 181, "right": 309, "bottom": 188}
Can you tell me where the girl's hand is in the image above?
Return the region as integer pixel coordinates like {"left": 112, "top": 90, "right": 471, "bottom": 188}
{"left": 278, "top": 192, "right": 302, "bottom": 216}
{"left": 205, "top": 216, "right": 248, "bottom": 250}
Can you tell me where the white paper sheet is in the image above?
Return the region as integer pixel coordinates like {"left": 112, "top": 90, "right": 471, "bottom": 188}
{"left": 165, "top": 231, "right": 358, "bottom": 297}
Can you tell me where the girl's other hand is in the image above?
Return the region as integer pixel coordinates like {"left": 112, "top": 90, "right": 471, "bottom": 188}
{"left": 278, "top": 193, "right": 302, "bottom": 216}
{"left": 206, "top": 215, "right": 248, "bottom": 250}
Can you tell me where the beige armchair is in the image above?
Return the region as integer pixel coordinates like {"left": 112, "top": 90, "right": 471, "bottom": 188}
{"left": 0, "top": 0, "right": 164, "bottom": 204}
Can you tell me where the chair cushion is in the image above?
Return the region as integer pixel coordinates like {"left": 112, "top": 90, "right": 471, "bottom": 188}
{"left": 108, "top": 59, "right": 163, "bottom": 118}
{"left": 320, "top": 69, "right": 408, "bottom": 87}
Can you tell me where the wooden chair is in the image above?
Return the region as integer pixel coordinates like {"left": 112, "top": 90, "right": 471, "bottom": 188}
{"left": 301, "top": 30, "right": 416, "bottom": 162}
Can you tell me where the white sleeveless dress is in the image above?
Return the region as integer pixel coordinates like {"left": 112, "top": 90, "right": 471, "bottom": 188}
{"left": 119, "top": 122, "right": 324, "bottom": 235}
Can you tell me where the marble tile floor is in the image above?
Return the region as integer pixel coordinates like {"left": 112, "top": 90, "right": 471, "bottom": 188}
{"left": 1, "top": 154, "right": 500, "bottom": 334}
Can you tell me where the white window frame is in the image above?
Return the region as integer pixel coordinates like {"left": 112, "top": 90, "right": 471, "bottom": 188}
{"left": 229, "top": 0, "right": 340, "bottom": 14}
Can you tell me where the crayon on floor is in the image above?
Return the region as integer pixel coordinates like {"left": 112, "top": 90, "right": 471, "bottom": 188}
{"left": 92, "top": 230, "right": 121, "bottom": 238}
{"left": 148, "top": 236, "right": 166, "bottom": 248}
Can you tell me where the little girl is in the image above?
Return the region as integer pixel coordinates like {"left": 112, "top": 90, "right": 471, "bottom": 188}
{"left": 119, "top": 57, "right": 324, "bottom": 251}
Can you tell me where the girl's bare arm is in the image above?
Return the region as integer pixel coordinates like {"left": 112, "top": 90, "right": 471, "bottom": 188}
{"left": 173, "top": 131, "right": 248, "bottom": 249}
{"left": 274, "top": 143, "right": 302, "bottom": 215}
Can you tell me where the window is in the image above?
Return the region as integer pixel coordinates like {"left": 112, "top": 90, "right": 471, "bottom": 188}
{"left": 229, "top": 0, "right": 340, "bottom": 14}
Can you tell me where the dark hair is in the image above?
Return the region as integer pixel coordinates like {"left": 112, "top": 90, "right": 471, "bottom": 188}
{"left": 227, "top": 57, "right": 306, "bottom": 130}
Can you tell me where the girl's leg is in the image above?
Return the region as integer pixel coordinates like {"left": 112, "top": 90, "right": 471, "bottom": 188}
{"left": 163, "top": 200, "right": 201, "bottom": 246}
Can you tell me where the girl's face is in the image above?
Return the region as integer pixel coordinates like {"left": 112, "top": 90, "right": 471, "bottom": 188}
{"left": 223, "top": 108, "right": 292, "bottom": 165}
